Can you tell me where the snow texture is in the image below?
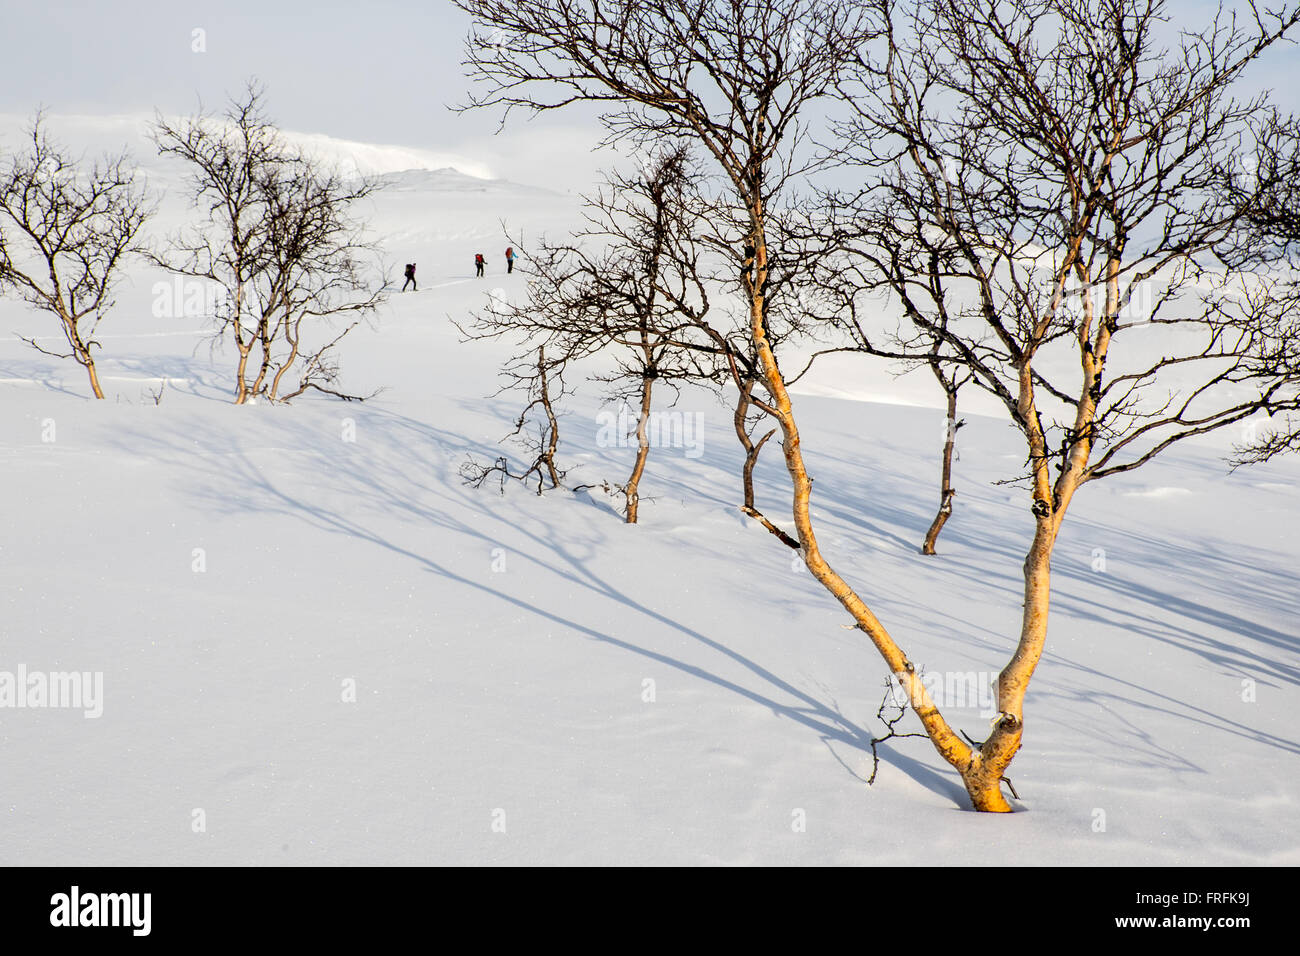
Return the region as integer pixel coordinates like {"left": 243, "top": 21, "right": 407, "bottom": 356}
{"left": 1, "top": 118, "right": 1297, "bottom": 865}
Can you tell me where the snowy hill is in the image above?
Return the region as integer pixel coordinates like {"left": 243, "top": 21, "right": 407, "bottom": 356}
{"left": 0, "top": 112, "right": 496, "bottom": 181}
{"left": 1, "top": 126, "right": 1298, "bottom": 866}
{"left": 374, "top": 167, "right": 563, "bottom": 198}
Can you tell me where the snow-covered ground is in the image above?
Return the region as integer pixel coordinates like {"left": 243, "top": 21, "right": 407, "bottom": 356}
{"left": 1, "top": 119, "right": 1297, "bottom": 866}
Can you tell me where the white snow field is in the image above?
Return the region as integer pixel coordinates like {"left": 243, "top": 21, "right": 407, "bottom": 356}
{"left": 1, "top": 118, "right": 1298, "bottom": 866}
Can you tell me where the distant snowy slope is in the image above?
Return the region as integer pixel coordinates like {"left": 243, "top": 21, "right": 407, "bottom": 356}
{"left": 0, "top": 111, "right": 576, "bottom": 292}
{"left": 0, "top": 111, "right": 497, "bottom": 186}
{"left": 374, "top": 167, "right": 562, "bottom": 197}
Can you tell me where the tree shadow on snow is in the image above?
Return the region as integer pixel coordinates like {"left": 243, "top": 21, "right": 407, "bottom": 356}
{"left": 106, "top": 404, "right": 977, "bottom": 807}
{"left": 103, "top": 397, "right": 1300, "bottom": 806}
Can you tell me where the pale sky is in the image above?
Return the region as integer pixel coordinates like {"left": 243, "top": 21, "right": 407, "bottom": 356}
{"left": 0, "top": 0, "right": 609, "bottom": 189}
{"left": 2, "top": 0, "right": 1297, "bottom": 191}
{"left": 1, "top": 2, "right": 480, "bottom": 136}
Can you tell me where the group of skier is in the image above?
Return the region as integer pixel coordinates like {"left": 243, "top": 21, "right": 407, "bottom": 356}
{"left": 476, "top": 247, "right": 516, "bottom": 277}
{"left": 400, "top": 247, "right": 516, "bottom": 291}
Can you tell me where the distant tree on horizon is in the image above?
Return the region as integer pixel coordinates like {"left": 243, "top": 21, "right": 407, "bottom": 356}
{"left": 0, "top": 114, "right": 153, "bottom": 399}
{"left": 463, "top": 146, "right": 726, "bottom": 521}
{"left": 149, "top": 82, "right": 387, "bottom": 405}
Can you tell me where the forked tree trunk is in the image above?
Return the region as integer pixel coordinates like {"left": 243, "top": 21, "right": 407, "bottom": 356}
{"left": 268, "top": 309, "right": 301, "bottom": 402}
{"left": 56, "top": 308, "right": 105, "bottom": 400}
{"left": 233, "top": 339, "right": 252, "bottom": 405}
{"left": 734, "top": 375, "right": 797, "bottom": 546}
{"left": 958, "top": 255, "right": 1116, "bottom": 808}
{"left": 70, "top": 330, "right": 104, "bottom": 400}
{"left": 249, "top": 311, "right": 276, "bottom": 400}
{"left": 944, "top": 254, "right": 1115, "bottom": 809}
{"left": 921, "top": 383, "right": 960, "bottom": 555}
{"left": 733, "top": 376, "right": 776, "bottom": 512}
{"left": 746, "top": 207, "right": 1040, "bottom": 811}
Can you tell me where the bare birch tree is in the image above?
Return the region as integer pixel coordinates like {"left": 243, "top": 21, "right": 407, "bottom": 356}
{"left": 463, "top": 146, "right": 722, "bottom": 521}
{"left": 457, "top": 0, "right": 1300, "bottom": 812}
{"left": 0, "top": 115, "right": 153, "bottom": 399}
{"left": 453, "top": 0, "right": 1030, "bottom": 803}
{"left": 826, "top": 0, "right": 1300, "bottom": 807}
{"left": 461, "top": 344, "right": 571, "bottom": 495}
{"left": 150, "top": 83, "right": 386, "bottom": 404}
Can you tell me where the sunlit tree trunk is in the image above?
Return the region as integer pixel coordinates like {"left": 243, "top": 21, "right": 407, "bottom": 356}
{"left": 60, "top": 311, "right": 105, "bottom": 400}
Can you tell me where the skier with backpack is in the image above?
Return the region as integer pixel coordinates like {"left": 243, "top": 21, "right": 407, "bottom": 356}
{"left": 475, "top": 253, "right": 486, "bottom": 278}
{"left": 505, "top": 247, "right": 516, "bottom": 274}
{"left": 402, "top": 263, "right": 417, "bottom": 292}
